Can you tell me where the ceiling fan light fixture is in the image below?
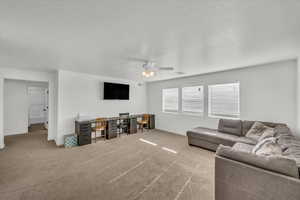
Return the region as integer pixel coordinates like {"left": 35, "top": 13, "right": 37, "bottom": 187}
{"left": 142, "top": 70, "right": 155, "bottom": 77}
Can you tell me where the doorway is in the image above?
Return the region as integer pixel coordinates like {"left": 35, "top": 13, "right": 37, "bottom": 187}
{"left": 3, "top": 79, "right": 49, "bottom": 141}
{"left": 28, "top": 86, "right": 49, "bottom": 134}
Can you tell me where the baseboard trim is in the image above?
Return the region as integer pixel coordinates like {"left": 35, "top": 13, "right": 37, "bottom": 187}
{"left": 4, "top": 130, "right": 28, "bottom": 136}
{"left": 0, "top": 143, "right": 5, "bottom": 150}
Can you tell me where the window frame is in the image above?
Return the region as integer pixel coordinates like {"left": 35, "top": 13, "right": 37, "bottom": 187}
{"left": 181, "top": 85, "right": 204, "bottom": 115}
{"left": 162, "top": 88, "right": 179, "bottom": 113}
{"left": 208, "top": 82, "right": 240, "bottom": 119}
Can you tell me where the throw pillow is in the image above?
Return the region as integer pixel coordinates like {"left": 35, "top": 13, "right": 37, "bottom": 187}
{"left": 246, "top": 121, "right": 268, "bottom": 141}
{"left": 252, "top": 137, "right": 282, "bottom": 156}
{"left": 258, "top": 127, "right": 275, "bottom": 141}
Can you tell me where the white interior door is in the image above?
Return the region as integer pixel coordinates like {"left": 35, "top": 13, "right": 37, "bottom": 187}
{"left": 28, "top": 87, "right": 47, "bottom": 125}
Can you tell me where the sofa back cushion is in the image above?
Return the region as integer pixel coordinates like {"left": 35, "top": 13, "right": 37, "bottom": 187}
{"left": 274, "top": 125, "right": 292, "bottom": 137}
{"left": 216, "top": 145, "right": 299, "bottom": 178}
{"left": 242, "top": 120, "right": 286, "bottom": 136}
{"left": 218, "top": 119, "right": 242, "bottom": 136}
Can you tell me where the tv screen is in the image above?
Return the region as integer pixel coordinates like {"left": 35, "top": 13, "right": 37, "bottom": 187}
{"left": 103, "top": 82, "right": 129, "bottom": 100}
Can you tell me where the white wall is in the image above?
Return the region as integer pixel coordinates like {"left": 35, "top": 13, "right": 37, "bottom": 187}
{"left": 56, "top": 70, "right": 147, "bottom": 145}
{"left": 147, "top": 59, "right": 298, "bottom": 136}
{"left": 4, "top": 79, "right": 29, "bottom": 136}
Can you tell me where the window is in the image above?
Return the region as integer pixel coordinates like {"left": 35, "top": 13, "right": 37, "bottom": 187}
{"left": 162, "top": 88, "right": 179, "bottom": 112}
{"left": 208, "top": 82, "right": 240, "bottom": 118}
{"left": 182, "top": 86, "right": 204, "bottom": 114}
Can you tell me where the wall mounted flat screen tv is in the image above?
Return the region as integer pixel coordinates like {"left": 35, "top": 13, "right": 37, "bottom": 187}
{"left": 103, "top": 82, "right": 130, "bottom": 100}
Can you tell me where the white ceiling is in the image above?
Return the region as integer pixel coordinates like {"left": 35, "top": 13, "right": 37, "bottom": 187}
{"left": 0, "top": 0, "right": 300, "bottom": 81}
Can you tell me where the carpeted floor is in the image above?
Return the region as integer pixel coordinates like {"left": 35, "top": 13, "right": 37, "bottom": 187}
{"left": 0, "top": 129, "right": 215, "bottom": 200}
{"left": 28, "top": 123, "right": 47, "bottom": 132}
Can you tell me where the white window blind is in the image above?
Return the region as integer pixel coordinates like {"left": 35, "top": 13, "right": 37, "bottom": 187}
{"left": 182, "top": 86, "right": 204, "bottom": 114}
{"left": 162, "top": 88, "right": 179, "bottom": 112}
{"left": 208, "top": 82, "right": 240, "bottom": 118}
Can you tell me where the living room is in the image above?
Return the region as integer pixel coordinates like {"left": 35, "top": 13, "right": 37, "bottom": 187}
{"left": 0, "top": 1, "right": 300, "bottom": 200}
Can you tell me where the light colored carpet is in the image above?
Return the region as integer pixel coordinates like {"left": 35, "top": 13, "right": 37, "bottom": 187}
{"left": 0, "top": 129, "right": 214, "bottom": 200}
{"left": 28, "top": 123, "right": 46, "bottom": 132}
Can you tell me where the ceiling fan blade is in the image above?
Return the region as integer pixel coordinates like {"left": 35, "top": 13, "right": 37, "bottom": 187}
{"left": 158, "top": 67, "right": 174, "bottom": 71}
{"left": 126, "top": 57, "right": 149, "bottom": 63}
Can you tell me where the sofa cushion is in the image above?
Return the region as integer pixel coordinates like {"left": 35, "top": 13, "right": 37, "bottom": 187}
{"left": 252, "top": 137, "right": 282, "bottom": 156}
{"left": 236, "top": 137, "right": 257, "bottom": 145}
{"left": 242, "top": 120, "right": 286, "bottom": 136}
{"left": 258, "top": 127, "right": 275, "bottom": 141}
{"left": 218, "top": 119, "right": 242, "bottom": 136}
{"left": 274, "top": 125, "right": 292, "bottom": 137}
{"left": 232, "top": 142, "right": 255, "bottom": 153}
{"left": 281, "top": 137, "right": 300, "bottom": 167}
{"left": 284, "top": 147, "right": 300, "bottom": 169}
{"left": 278, "top": 134, "right": 298, "bottom": 150}
{"left": 216, "top": 145, "right": 299, "bottom": 178}
{"left": 187, "top": 127, "right": 239, "bottom": 147}
{"left": 245, "top": 122, "right": 269, "bottom": 141}
{"left": 277, "top": 134, "right": 300, "bottom": 177}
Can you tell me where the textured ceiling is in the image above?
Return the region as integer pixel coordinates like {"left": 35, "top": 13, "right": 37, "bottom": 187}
{"left": 0, "top": 0, "right": 300, "bottom": 81}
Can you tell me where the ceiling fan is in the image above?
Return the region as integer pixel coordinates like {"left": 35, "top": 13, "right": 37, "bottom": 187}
{"left": 141, "top": 61, "right": 174, "bottom": 77}
{"left": 127, "top": 57, "right": 180, "bottom": 78}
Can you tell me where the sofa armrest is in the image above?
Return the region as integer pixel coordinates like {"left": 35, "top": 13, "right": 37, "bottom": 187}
{"left": 215, "top": 155, "right": 300, "bottom": 200}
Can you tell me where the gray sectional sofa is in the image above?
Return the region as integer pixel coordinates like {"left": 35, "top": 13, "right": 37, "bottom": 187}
{"left": 187, "top": 119, "right": 285, "bottom": 151}
{"left": 187, "top": 119, "right": 300, "bottom": 200}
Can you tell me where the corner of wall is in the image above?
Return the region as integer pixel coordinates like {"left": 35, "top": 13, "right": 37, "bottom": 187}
{"left": 54, "top": 70, "right": 61, "bottom": 146}
{"left": 0, "top": 75, "right": 4, "bottom": 149}
{"left": 296, "top": 57, "right": 300, "bottom": 136}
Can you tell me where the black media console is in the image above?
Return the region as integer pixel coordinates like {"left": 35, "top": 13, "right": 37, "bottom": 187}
{"left": 75, "top": 114, "right": 155, "bottom": 146}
